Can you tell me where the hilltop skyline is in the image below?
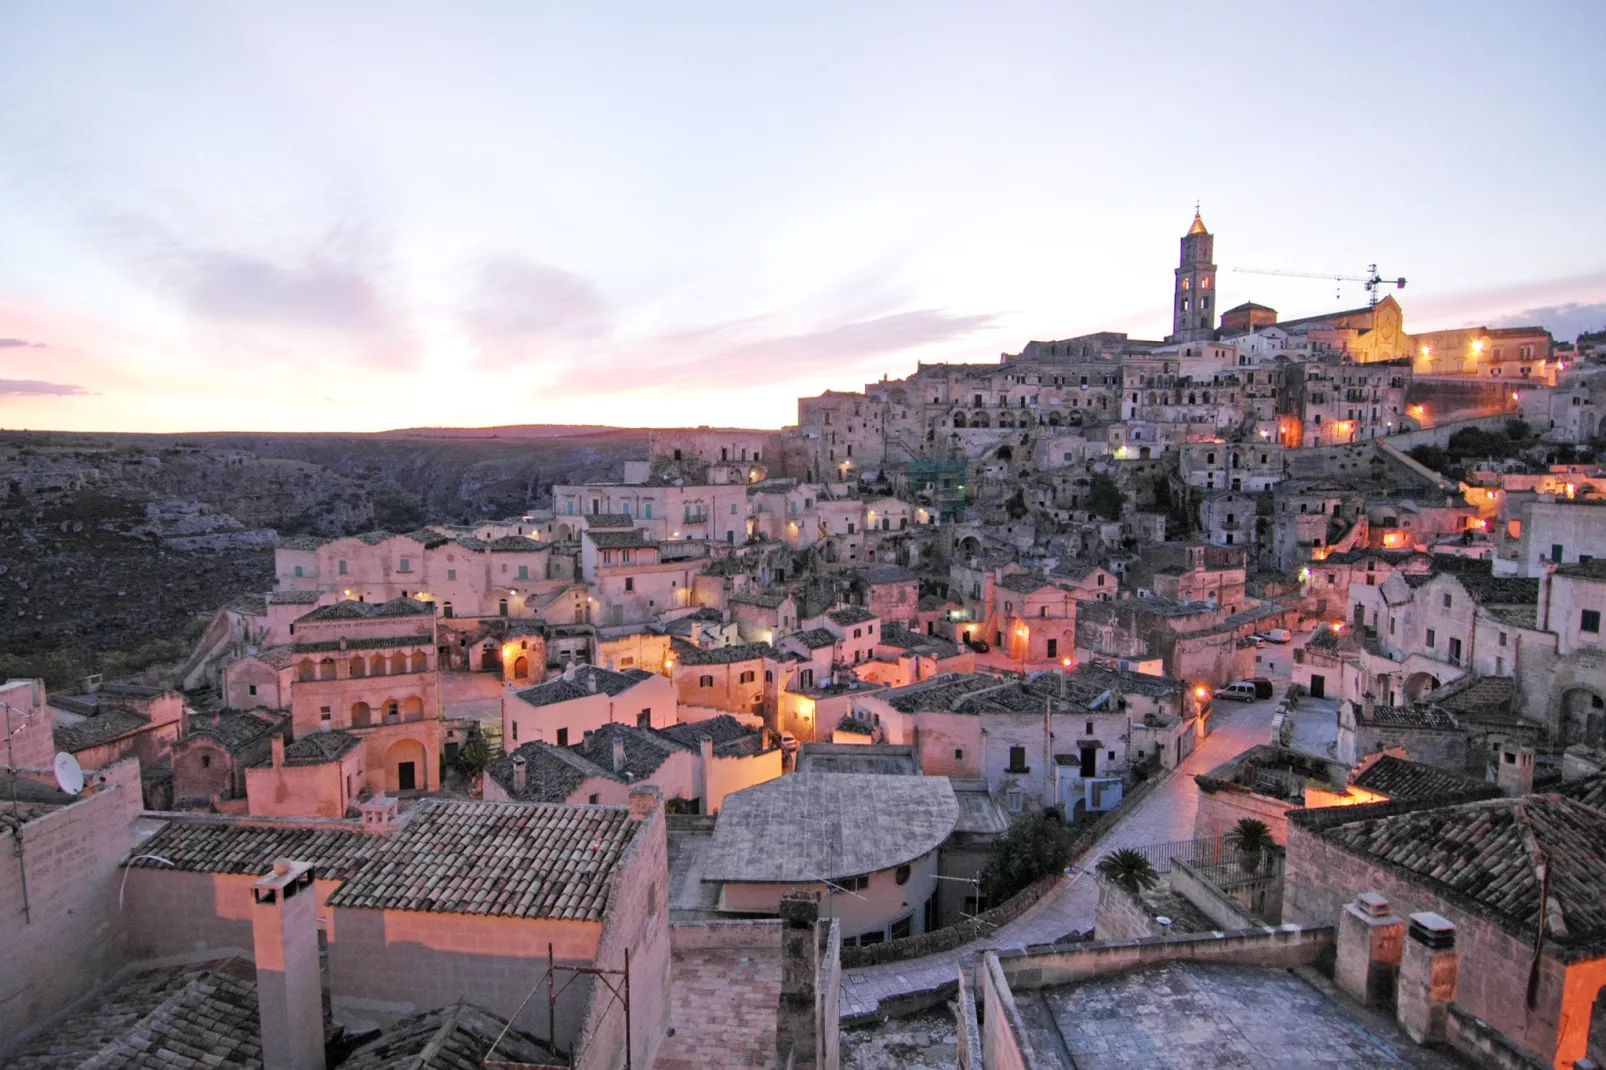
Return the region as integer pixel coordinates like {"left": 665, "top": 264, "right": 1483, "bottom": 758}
{"left": 1, "top": 2, "right": 1603, "bottom": 433}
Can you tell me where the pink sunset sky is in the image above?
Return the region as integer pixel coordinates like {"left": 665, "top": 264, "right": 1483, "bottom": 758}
{"left": 1, "top": 3, "right": 1603, "bottom": 433}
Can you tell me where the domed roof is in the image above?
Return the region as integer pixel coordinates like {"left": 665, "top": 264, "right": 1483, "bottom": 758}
{"left": 1187, "top": 211, "right": 1209, "bottom": 236}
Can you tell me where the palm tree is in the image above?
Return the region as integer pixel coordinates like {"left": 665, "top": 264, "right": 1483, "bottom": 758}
{"left": 1225, "top": 817, "right": 1276, "bottom": 874}
{"left": 1096, "top": 849, "right": 1159, "bottom": 895}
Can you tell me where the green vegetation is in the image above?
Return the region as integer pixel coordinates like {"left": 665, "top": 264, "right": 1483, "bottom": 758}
{"left": 1095, "top": 848, "right": 1160, "bottom": 895}
{"left": 454, "top": 737, "right": 491, "bottom": 779}
{"left": 980, "top": 808, "right": 1078, "bottom": 903}
{"left": 1087, "top": 472, "right": 1126, "bottom": 520}
{"left": 0, "top": 639, "right": 187, "bottom": 692}
{"left": 1225, "top": 817, "right": 1277, "bottom": 874}
{"left": 1406, "top": 419, "right": 1541, "bottom": 478}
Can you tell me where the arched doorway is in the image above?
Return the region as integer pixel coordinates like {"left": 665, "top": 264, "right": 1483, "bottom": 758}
{"left": 1561, "top": 687, "right": 1606, "bottom": 746}
{"left": 384, "top": 738, "right": 427, "bottom": 793}
{"left": 952, "top": 412, "right": 967, "bottom": 429}
{"left": 957, "top": 535, "right": 982, "bottom": 558}
{"left": 996, "top": 445, "right": 1013, "bottom": 462}
{"left": 513, "top": 655, "right": 530, "bottom": 680}
{"left": 481, "top": 646, "right": 501, "bottom": 671}
{"left": 351, "top": 701, "right": 372, "bottom": 727}
{"left": 1404, "top": 672, "right": 1441, "bottom": 703}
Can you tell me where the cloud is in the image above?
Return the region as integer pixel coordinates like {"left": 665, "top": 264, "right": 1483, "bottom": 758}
{"left": 1494, "top": 302, "right": 1606, "bottom": 343}
{"left": 0, "top": 338, "right": 34, "bottom": 348}
{"left": 179, "top": 248, "right": 388, "bottom": 333}
{"left": 463, "top": 255, "right": 612, "bottom": 366}
{"left": 0, "top": 379, "right": 90, "bottom": 396}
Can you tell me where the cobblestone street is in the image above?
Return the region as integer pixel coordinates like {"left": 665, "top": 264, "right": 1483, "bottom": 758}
{"left": 839, "top": 679, "right": 1287, "bottom": 1019}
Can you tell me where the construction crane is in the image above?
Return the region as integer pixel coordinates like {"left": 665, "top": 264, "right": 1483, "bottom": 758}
{"left": 1233, "top": 264, "right": 1406, "bottom": 306}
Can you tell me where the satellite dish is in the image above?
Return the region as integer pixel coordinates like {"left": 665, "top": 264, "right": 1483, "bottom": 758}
{"left": 54, "top": 752, "right": 84, "bottom": 796}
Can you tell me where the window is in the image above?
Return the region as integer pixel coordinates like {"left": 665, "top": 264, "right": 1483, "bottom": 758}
{"left": 1007, "top": 746, "right": 1028, "bottom": 772}
{"left": 443, "top": 602, "right": 453, "bottom": 618}
{"left": 556, "top": 728, "right": 569, "bottom": 747}
{"left": 518, "top": 565, "right": 529, "bottom": 580}
{"left": 512, "top": 723, "right": 518, "bottom": 741}
{"left": 1553, "top": 544, "right": 1565, "bottom": 563}
{"left": 320, "top": 706, "right": 331, "bottom": 722}
{"left": 699, "top": 674, "right": 714, "bottom": 687}
{"left": 1442, "top": 594, "right": 1452, "bottom": 609}
{"left": 293, "top": 565, "right": 303, "bottom": 577}
{"left": 1426, "top": 628, "right": 1436, "bottom": 648}
{"left": 1496, "top": 656, "right": 1505, "bottom": 675}
{"left": 447, "top": 568, "right": 456, "bottom": 581}
{"left": 1449, "top": 637, "right": 1463, "bottom": 664}
{"left": 739, "top": 670, "right": 756, "bottom": 684}
{"left": 338, "top": 559, "right": 348, "bottom": 574}
{"left": 894, "top": 864, "right": 911, "bottom": 886}
{"left": 638, "top": 708, "right": 651, "bottom": 728}
{"left": 838, "top": 874, "right": 870, "bottom": 892}
{"left": 588, "top": 793, "right": 599, "bottom": 805}
{"left": 201, "top": 754, "right": 211, "bottom": 768}
{"left": 1582, "top": 610, "right": 1601, "bottom": 634}
{"left": 625, "top": 577, "right": 634, "bottom": 592}
{"left": 644, "top": 503, "right": 653, "bottom": 519}
{"left": 399, "top": 557, "right": 411, "bottom": 573}
{"left": 954, "top": 748, "right": 964, "bottom": 761}
{"left": 1498, "top": 631, "right": 1507, "bottom": 647}
{"left": 1007, "top": 792, "right": 1023, "bottom": 812}
{"left": 248, "top": 684, "right": 257, "bottom": 696}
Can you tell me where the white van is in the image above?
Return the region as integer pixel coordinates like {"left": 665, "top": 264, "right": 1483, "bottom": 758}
{"left": 1213, "top": 681, "right": 1259, "bottom": 702}
{"left": 1264, "top": 628, "right": 1292, "bottom": 644}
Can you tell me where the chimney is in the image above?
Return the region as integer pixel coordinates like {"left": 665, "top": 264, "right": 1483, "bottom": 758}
{"left": 612, "top": 735, "right": 626, "bottom": 775}
{"left": 776, "top": 890, "right": 826, "bottom": 1069}
{"left": 628, "top": 782, "right": 662, "bottom": 822}
{"left": 359, "top": 794, "right": 398, "bottom": 833}
{"left": 1335, "top": 892, "right": 1404, "bottom": 1008}
{"left": 698, "top": 736, "right": 714, "bottom": 812}
{"left": 511, "top": 754, "right": 527, "bottom": 795}
{"left": 1396, "top": 912, "right": 1457, "bottom": 1045}
{"left": 1496, "top": 742, "right": 1534, "bottom": 795}
{"left": 272, "top": 734, "right": 286, "bottom": 768}
{"left": 251, "top": 860, "right": 326, "bottom": 1070}
{"left": 587, "top": 672, "right": 598, "bottom": 693}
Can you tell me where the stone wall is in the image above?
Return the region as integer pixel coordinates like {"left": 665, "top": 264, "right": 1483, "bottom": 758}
{"left": 1169, "top": 858, "right": 1264, "bottom": 929}
{"left": 1285, "top": 809, "right": 1583, "bottom": 1066}
{"left": 0, "top": 758, "right": 144, "bottom": 1052}
{"left": 994, "top": 923, "right": 1334, "bottom": 991}
{"left": 1447, "top": 1006, "right": 1551, "bottom": 1070}
{"left": 837, "top": 872, "right": 1062, "bottom": 969}
{"left": 954, "top": 966, "right": 982, "bottom": 1070}
{"left": 979, "top": 951, "right": 1038, "bottom": 1070}
{"left": 670, "top": 918, "right": 783, "bottom": 951}
{"left": 1093, "top": 874, "right": 1161, "bottom": 941}
{"left": 1193, "top": 781, "right": 1296, "bottom": 844}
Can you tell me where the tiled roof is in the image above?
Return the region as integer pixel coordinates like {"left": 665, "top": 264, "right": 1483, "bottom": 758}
{"left": 245, "top": 644, "right": 295, "bottom": 669}
{"left": 487, "top": 743, "right": 598, "bottom": 803}
{"left": 227, "top": 593, "right": 268, "bottom": 616}
{"left": 277, "top": 730, "right": 361, "bottom": 766}
{"left": 488, "top": 534, "right": 544, "bottom": 552}
{"left": 1360, "top": 704, "right": 1459, "bottom": 730}
{"left": 1060, "top": 664, "right": 1183, "bottom": 700}
{"left": 572, "top": 722, "right": 686, "bottom": 780}
{"left": 1316, "top": 795, "right": 1606, "bottom": 953}
{"left": 53, "top": 709, "right": 151, "bottom": 753}
{"left": 188, "top": 711, "right": 283, "bottom": 753}
{"left": 876, "top": 625, "right": 963, "bottom": 659}
{"left": 1558, "top": 772, "right": 1606, "bottom": 813}
{"left": 730, "top": 589, "right": 791, "bottom": 609}
{"left": 703, "top": 774, "right": 958, "bottom": 883}
{"left": 657, "top": 714, "right": 754, "bottom": 751}
{"left": 342, "top": 1002, "right": 562, "bottom": 1070}
{"left": 834, "top": 716, "right": 874, "bottom": 737}
{"left": 1458, "top": 575, "right": 1540, "bottom": 605}
{"left": 402, "top": 527, "right": 452, "bottom": 549}
{"left": 278, "top": 534, "right": 326, "bottom": 550}
{"left": 1351, "top": 755, "right": 1494, "bottom": 802}
{"left": 588, "top": 530, "right": 653, "bottom": 549}
{"left": 584, "top": 513, "right": 636, "bottom": 529}
{"left": 5, "top": 966, "right": 262, "bottom": 1070}
{"left": 267, "top": 588, "right": 322, "bottom": 605}
{"left": 998, "top": 571, "right": 1051, "bottom": 594}
{"left": 297, "top": 597, "right": 432, "bottom": 623}
{"left": 512, "top": 665, "right": 653, "bottom": 707}
{"left": 1555, "top": 559, "right": 1606, "bottom": 581}
{"left": 134, "top": 800, "right": 641, "bottom": 922}
{"left": 882, "top": 674, "right": 1004, "bottom": 713}
{"left": 676, "top": 642, "right": 780, "bottom": 666}
{"left": 1429, "top": 673, "right": 1515, "bottom": 714}
{"left": 791, "top": 627, "right": 838, "bottom": 649}
{"left": 826, "top": 606, "right": 875, "bottom": 626}
{"left": 356, "top": 530, "right": 397, "bottom": 545}
{"left": 292, "top": 633, "right": 432, "bottom": 654}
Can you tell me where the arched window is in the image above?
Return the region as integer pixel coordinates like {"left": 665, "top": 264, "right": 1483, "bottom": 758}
{"left": 349, "top": 657, "right": 366, "bottom": 678}
{"left": 384, "top": 699, "right": 400, "bottom": 722}
{"left": 318, "top": 657, "right": 336, "bottom": 681}
{"left": 298, "top": 659, "right": 315, "bottom": 682}
{"left": 699, "top": 675, "right": 715, "bottom": 688}
{"left": 499, "top": 599, "right": 509, "bottom": 617}
{"left": 351, "top": 701, "right": 372, "bottom": 727}
{"left": 998, "top": 413, "right": 1015, "bottom": 428}
{"left": 739, "top": 670, "right": 756, "bottom": 684}
{"left": 513, "top": 655, "right": 529, "bottom": 680}
{"left": 402, "top": 696, "right": 424, "bottom": 720}
{"left": 765, "top": 670, "right": 774, "bottom": 683}
{"left": 443, "top": 602, "right": 453, "bottom": 619}
{"left": 410, "top": 651, "right": 427, "bottom": 673}
{"left": 952, "top": 412, "right": 967, "bottom": 428}
{"left": 370, "top": 654, "right": 386, "bottom": 676}
{"left": 390, "top": 653, "right": 406, "bottom": 674}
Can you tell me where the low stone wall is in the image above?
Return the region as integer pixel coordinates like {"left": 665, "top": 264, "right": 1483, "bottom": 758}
{"left": 1169, "top": 859, "right": 1262, "bottom": 930}
{"left": 838, "top": 872, "right": 1062, "bottom": 969}
{"left": 954, "top": 966, "right": 982, "bottom": 1070}
{"left": 980, "top": 951, "right": 1038, "bottom": 1070}
{"left": 1093, "top": 874, "right": 1160, "bottom": 942}
{"left": 669, "top": 918, "right": 782, "bottom": 951}
{"left": 1447, "top": 1006, "right": 1551, "bottom": 1070}
{"left": 995, "top": 923, "right": 1335, "bottom": 991}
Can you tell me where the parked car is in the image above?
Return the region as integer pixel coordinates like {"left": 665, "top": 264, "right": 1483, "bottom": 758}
{"left": 1263, "top": 628, "right": 1293, "bottom": 644}
{"left": 1248, "top": 677, "right": 1275, "bottom": 699}
{"left": 778, "top": 731, "right": 798, "bottom": 753}
{"left": 967, "top": 638, "right": 991, "bottom": 653}
{"left": 1213, "top": 681, "right": 1260, "bottom": 702}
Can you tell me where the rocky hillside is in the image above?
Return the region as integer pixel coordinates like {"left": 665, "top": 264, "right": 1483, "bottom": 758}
{"left": 0, "top": 429, "right": 649, "bottom": 676}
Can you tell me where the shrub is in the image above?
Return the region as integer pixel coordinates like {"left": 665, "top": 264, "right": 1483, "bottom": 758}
{"left": 1095, "top": 848, "right": 1159, "bottom": 895}
{"left": 979, "top": 809, "right": 1077, "bottom": 903}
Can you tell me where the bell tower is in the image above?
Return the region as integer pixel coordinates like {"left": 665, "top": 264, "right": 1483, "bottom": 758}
{"left": 1170, "top": 207, "right": 1217, "bottom": 343}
